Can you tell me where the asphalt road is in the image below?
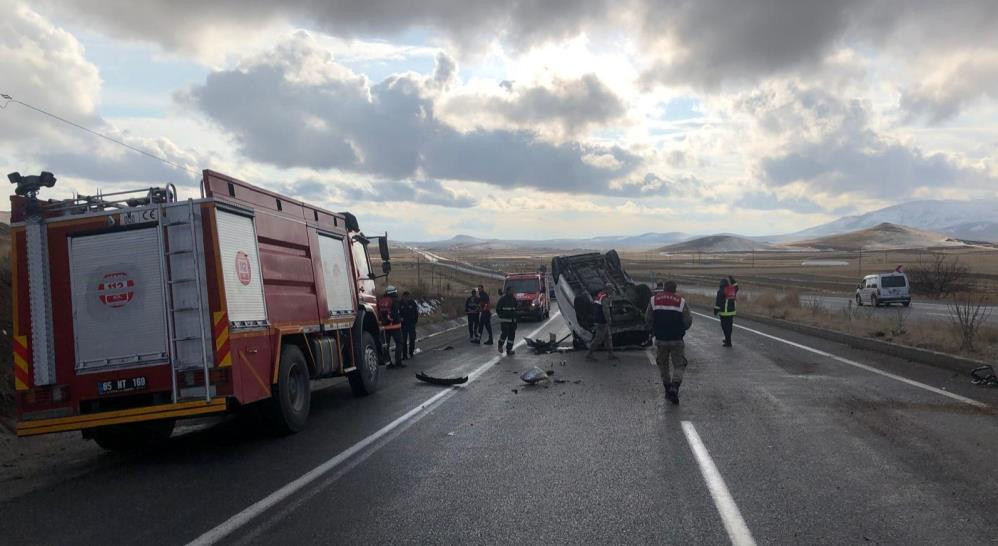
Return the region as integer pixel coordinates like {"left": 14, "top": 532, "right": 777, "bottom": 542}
{"left": 1, "top": 313, "right": 997, "bottom": 545}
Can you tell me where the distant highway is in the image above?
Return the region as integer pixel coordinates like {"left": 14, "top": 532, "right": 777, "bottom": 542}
{"left": 408, "top": 247, "right": 505, "bottom": 280}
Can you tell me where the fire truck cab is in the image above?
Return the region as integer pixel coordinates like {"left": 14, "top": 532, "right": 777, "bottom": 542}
{"left": 8, "top": 170, "right": 391, "bottom": 449}
{"left": 501, "top": 271, "right": 550, "bottom": 321}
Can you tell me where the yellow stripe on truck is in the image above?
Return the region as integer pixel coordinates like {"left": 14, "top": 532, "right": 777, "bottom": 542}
{"left": 16, "top": 399, "right": 228, "bottom": 436}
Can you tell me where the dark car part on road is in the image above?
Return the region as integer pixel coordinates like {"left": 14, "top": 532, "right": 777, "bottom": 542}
{"left": 416, "top": 372, "right": 469, "bottom": 386}
{"left": 970, "top": 365, "right": 997, "bottom": 387}
{"left": 524, "top": 333, "right": 573, "bottom": 354}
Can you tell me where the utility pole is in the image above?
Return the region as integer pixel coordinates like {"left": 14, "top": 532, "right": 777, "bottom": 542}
{"left": 417, "top": 254, "right": 421, "bottom": 289}
{"left": 858, "top": 247, "right": 862, "bottom": 277}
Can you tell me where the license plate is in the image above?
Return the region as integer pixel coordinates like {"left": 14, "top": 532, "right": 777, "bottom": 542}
{"left": 97, "top": 376, "right": 147, "bottom": 395}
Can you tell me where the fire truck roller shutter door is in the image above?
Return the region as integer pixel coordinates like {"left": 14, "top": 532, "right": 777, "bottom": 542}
{"left": 69, "top": 228, "right": 168, "bottom": 371}
{"left": 215, "top": 210, "right": 267, "bottom": 324}
{"left": 317, "top": 233, "right": 354, "bottom": 315}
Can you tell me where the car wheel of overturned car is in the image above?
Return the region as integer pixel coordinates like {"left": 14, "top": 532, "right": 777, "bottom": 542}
{"left": 265, "top": 343, "right": 311, "bottom": 434}
{"left": 348, "top": 332, "right": 381, "bottom": 396}
{"left": 91, "top": 419, "right": 175, "bottom": 452}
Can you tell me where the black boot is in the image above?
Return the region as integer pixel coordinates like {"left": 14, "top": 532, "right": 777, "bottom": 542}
{"left": 666, "top": 385, "right": 679, "bottom": 405}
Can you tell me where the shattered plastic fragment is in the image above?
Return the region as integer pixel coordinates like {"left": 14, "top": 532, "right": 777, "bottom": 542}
{"left": 416, "top": 372, "right": 469, "bottom": 386}
{"left": 520, "top": 366, "right": 550, "bottom": 384}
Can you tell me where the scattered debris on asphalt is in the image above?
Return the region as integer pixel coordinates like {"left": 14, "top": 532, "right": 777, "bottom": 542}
{"left": 441, "top": 346, "right": 454, "bottom": 351}
{"left": 511, "top": 389, "right": 518, "bottom": 394}
{"left": 971, "top": 365, "right": 997, "bottom": 387}
{"left": 524, "top": 333, "right": 573, "bottom": 354}
{"left": 520, "top": 367, "right": 551, "bottom": 384}
{"left": 416, "top": 372, "right": 469, "bottom": 386}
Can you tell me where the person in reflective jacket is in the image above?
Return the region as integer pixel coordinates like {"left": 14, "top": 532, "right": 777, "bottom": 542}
{"left": 465, "top": 288, "right": 481, "bottom": 343}
{"left": 713, "top": 276, "right": 738, "bottom": 347}
{"left": 646, "top": 280, "right": 693, "bottom": 404}
{"left": 495, "top": 287, "right": 518, "bottom": 355}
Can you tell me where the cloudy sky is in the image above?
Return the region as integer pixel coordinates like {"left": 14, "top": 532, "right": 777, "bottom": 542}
{"left": 2, "top": 0, "right": 996, "bottom": 240}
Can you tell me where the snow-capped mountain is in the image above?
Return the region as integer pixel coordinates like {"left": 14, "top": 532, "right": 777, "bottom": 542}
{"left": 780, "top": 200, "right": 998, "bottom": 242}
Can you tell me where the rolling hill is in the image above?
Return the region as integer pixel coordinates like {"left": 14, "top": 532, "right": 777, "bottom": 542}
{"left": 659, "top": 234, "right": 775, "bottom": 253}
{"left": 779, "top": 200, "right": 998, "bottom": 242}
{"left": 786, "top": 222, "right": 967, "bottom": 250}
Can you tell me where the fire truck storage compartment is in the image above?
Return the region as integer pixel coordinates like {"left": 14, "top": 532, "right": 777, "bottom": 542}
{"left": 317, "top": 233, "right": 355, "bottom": 316}
{"left": 69, "top": 227, "right": 168, "bottom": 371}
{"left": 215, "top": 208, "right": 267, "bottom": 326}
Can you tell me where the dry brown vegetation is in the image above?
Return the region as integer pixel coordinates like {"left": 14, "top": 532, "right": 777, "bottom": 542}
{"left": 683, "top": 288, "right": 998, "bottom": 362}
{"left": 372, "top": 249, "right": 503, "bottom": 324}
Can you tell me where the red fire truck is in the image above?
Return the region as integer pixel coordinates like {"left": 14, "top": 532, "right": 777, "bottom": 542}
{"left": 501, "top": 271, "right": 550, "bottom": 321}
{"left": 8, "top": 170, "right": 392, "bottom": 449}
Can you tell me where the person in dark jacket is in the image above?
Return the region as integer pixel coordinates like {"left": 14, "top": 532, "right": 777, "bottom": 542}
{"left": 399, "top": 291, "right": 419, "bottom": 360}
{"left": 714, "top": 276, "right": 738, "bottom": 347}
{"left": 377, "top": 285, "right": 404, "bottom": 367}
{"left": 646, "top": 280, "right": 693, "bottom": 404}
{"left": 477, "top": 284, "right": 494, "bottom": 345}
{"left": 465, "top": 288, "right": 481, "bottom": 342}
{"left": 495, "top": 287, "right": 518, "bottom": 355}
{"left": 586, "top": 283, "right": 618, "bottom": 361}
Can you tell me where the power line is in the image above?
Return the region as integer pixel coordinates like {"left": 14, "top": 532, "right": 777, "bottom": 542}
{"left": 0, "top": 92, "right": 200, "bottom": 176}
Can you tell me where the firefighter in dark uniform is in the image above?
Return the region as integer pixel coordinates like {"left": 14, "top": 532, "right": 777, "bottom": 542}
{"left": 477, "top": 284, "right": 494, "bottom": 345}
{"left": 714, "top": 276, "right": 738, "bottom": 347}
{"left": 399, "top": 291, "right": 419, "bottom": 360}
{"left": 465, "top": 288, "right": 481, "bottom": 342}
{"left": 377, "top": 285, "right": 404, "bottom": 367}
{"left": 647, "top": 280, "right": 693, "bottom": 404}
{"left": 495, "top": 286, "right": 518, "bottom": 355}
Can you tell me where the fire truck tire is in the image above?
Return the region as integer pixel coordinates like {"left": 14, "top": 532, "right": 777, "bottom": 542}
{"left": 265, "top": 344, "right": 311, "bottom": 434}
{"left": 91, "top": 419, "right": 175, "bottom": 452}
{"left": 348, "top": 332, "right": 381, "bottom": 396}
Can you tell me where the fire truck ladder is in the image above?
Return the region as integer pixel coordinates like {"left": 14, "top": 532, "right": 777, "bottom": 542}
{"left": 160, "top": 200, "right": 212, "bottom": 402}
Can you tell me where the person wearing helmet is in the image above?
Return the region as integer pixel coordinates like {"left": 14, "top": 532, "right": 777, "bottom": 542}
{"left": 586, "top": 282, "right": 618, "bottom": 361}
{"left": 378, "top": 285, "right": 404, "bottom": 367}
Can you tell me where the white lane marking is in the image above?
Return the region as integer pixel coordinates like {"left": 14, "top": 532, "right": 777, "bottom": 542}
{"left": 692, "top": 311, "right": 987, "bottom": 408}
{"left": 188, "top": 312, "right": 561, "bottom": 546}
{"left": 682, "top": 421, "right": 757, "bottom": 546}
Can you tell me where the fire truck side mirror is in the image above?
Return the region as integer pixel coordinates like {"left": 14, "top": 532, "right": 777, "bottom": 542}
{"left": 378, "top": 234, "right": 390, "bottom": 262}
{"left": 381, "top": 260, "right": 391, "bottom": 275}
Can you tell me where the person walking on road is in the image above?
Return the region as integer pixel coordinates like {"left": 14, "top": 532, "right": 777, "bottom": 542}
{"left": 495, "top": 286, "right": 518, "bottom": 355}
{"left": 647, "top": 280, "right": 693, "bottom": 404}
{"left": 714, "top": 276, "right": 738, "bottom": 347}
{"left": 586, "top": 283, "right": 618, "bottom": 361}
{"left": 377, "top": 285, "right": 404, "bottom": 367}
{"left": 465, "top": 288, "right": 481, "bottom": 343}
{"left": 477, "top": 284, "right": 494, "bottom": 346}
{"left": 399, "top": 291, "right": 419, "bottom": 360}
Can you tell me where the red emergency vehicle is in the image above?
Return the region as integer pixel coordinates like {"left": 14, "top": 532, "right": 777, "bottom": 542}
{"left": 501, "top": 272, "right": 550, "bottom": 321}
{"left": 8, "top": 170, "right": 392, "bottom": 449}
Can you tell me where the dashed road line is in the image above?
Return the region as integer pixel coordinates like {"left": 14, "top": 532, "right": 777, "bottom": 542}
{"left": 682, "top": 421, "right": 757, "bottom": 546}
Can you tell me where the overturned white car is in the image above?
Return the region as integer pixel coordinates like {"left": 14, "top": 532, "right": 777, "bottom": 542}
{"left": 551, "top": 250, "right": 653, "bottom": 350}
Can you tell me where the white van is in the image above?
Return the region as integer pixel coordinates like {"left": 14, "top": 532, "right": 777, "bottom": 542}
{"left": 855, "top": 271, "right": 911, "bottom": 307}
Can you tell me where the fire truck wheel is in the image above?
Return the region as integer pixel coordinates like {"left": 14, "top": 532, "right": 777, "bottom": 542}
{"left": 91, "top": 419, "right": 175, "bottom": 452}
{"left": 266, "top": 344, "right": 311, "bottom": 434}
{"left": 348, "top": 332, "right": 381, "bottom": 396}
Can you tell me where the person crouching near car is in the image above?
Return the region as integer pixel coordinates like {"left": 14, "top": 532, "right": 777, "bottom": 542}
{"left": 646, "top": 280, "right": 693, "bottom": 405}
